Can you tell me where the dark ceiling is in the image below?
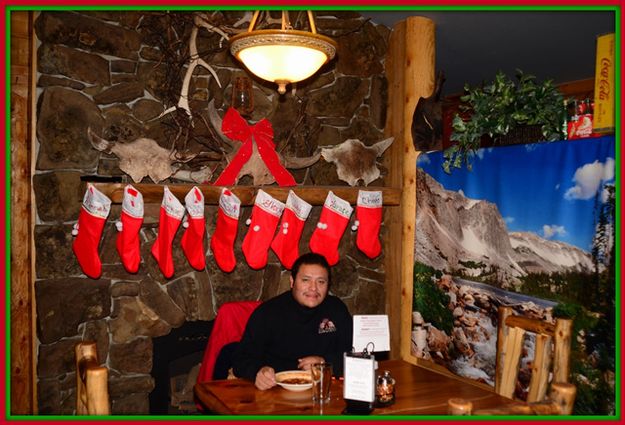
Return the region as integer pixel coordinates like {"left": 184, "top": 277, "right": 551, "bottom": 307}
{"left": 359, "top": 10, "right": 616, "bottom": 96}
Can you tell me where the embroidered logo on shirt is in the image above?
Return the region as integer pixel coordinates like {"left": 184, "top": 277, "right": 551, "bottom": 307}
{"left": 318, "top": 318, "right": 336, "bottom": 334}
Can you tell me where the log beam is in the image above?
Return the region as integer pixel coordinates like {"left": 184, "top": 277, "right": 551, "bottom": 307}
{"left": 10, "top": 10, "right": 35, "bottom": 414}
{"left": 90, "top": 183, "right": 401, "bottom": 206}
{"left": 384, "top": 16, "right": 435, "bottom": 360}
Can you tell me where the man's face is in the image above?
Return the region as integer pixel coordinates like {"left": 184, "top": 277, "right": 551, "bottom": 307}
{"left": 290, "top": 263, "right": 329, "bottom": 308}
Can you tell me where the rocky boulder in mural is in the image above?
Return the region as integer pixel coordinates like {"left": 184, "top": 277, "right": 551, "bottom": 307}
{"left": 412, "top": 274, "right": 556, "bottom": 395}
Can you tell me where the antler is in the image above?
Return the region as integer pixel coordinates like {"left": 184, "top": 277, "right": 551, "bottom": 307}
{"left": 158, "top": 13, "right": 224, "bottom": 122}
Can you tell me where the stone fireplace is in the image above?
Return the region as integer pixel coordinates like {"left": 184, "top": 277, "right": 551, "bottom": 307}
{"left": 149, "top": 320, "right": 213, "bottom": 414}
{"left": 33, "top": 10, "right": 389, "bottom": 414}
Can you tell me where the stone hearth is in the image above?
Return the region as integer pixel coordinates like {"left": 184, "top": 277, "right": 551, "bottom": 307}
{"left": 33, "top": 10, "right": 389, "bottom": 414}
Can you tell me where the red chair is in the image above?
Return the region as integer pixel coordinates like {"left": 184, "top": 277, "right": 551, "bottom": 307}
{"left": 197, "top": 300, "right": 261, "bottom": 383}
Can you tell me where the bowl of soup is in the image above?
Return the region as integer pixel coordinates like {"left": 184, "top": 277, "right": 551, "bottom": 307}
{"left": 275, "top": 370, "right": 313, "bottom": 392}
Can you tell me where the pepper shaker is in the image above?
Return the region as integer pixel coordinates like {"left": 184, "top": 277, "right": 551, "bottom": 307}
{"left": 375, "top": 370, "right": 396, "bottom": 407}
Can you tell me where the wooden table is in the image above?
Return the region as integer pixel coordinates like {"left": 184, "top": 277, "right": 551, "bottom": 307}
{"left": 194, "top": 359, "right": 517, "bottom": 415}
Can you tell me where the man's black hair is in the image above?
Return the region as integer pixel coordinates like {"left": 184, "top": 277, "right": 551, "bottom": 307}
{"left": 291, "top": 252, "right": 331, "bottom": 283}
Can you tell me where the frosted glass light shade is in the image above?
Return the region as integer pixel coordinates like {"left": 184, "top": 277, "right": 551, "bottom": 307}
{"left": 230, "top": 29, "right": 336, "bottom": 94}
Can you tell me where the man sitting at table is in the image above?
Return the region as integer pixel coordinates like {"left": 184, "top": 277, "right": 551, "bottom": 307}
{"left": 232, "top": 252, "right": 353, "bottom": 390}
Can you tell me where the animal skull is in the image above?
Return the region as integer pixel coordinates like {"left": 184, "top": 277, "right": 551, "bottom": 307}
{"left": 87, "top": 128, "right": 199, "bottom": 184}
{"left": 321, "top": 137, "right": 394, "bottom": 186}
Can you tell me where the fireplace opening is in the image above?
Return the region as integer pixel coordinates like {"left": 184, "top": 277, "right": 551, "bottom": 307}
{"left": 149, "top": 320, "right": 213, "bottom": 415}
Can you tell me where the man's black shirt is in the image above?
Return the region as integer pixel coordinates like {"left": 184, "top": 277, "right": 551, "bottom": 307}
{"left": 232, "top": 291, "right": 353, "bottom": 380}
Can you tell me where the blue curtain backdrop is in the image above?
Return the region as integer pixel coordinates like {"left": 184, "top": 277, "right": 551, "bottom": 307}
{"left": 413, "top": 136, "right": 615, "bottom": 413}
{"left": 418, "top": 136, "right": 615, "bottom": 253}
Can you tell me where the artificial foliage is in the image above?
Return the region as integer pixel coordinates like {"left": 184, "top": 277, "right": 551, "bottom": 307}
{"left": 444, "top": 70, "right": 567, "bottom": 173}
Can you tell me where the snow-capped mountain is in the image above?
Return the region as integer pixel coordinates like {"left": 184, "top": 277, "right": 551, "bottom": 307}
{"left": 509, "top": 231, "right": 594, "bottom": 273}
{"left": 414, "top": 168, "right": 594, "bottom": 285}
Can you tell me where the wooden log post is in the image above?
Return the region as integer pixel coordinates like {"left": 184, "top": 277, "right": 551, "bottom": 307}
{"left": 495, "top": 306, "right": 513, "bottom": 393}
{"left": 553, "top": 317, "right": 573, "bottom": 383}
{"left": 10, "top": 10, "right": 35, "bottom": 414}
{"left": 499, "top": 326, "right": 525, "bottom": 399}
{"left": 384, "top": 16, "right": 435, "bottom": 361}
{"left": 527, "top": 333, "right": 552, "bottom": 402}
{"left": 550, "top": 382, "right": 577, "bottom": 415}
{"left": 75, "top": 342, "right": 110, "bottom": 415}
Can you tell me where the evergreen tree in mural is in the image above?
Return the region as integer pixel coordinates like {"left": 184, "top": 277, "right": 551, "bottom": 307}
{"left": 551, "top": 182, "right": 615, "bottom": 415}
{"left": 591, "top": 184, "right": 615, "bottom": 303}
{"left": 582, "top": 183, "right": 615, "bottom": 414}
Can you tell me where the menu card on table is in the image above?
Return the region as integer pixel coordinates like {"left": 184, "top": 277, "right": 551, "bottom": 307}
{"left": 342, "top": 315, "right": 389, "bottom": 414}
{"left": 343, "top": 351, "right": 376, "bottom": 414}
{"left": 343, "top": 354, "right": 376, "bottom": 402}
{"left": 352, "top": 315, "right": 390, "bottom": 353}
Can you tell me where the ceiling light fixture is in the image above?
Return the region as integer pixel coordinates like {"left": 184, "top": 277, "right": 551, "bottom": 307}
{"left": 229, "top": 11, "right": 337, "bottom": 95}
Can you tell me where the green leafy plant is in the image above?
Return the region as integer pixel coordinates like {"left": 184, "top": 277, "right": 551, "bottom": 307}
{"left": 413, "top": 262, "right": 453, "bottom": 334}
{"left": 444, "top": 70, "right": 567, "bottom": 173}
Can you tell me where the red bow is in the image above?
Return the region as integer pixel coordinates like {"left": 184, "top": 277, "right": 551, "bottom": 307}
{"left": 213, "top": 108, "right": 296, "bottom": 187}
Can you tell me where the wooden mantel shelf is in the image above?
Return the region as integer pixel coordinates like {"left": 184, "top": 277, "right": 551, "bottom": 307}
{"left": 90, "top": 183, "right": 401, "bottom": 206}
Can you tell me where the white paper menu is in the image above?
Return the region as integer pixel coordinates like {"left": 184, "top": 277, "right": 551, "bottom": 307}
{"left": 352, "top": 315, "right": 390, "bottom": 353}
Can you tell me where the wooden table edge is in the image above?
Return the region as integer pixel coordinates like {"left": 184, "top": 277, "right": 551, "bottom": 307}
{"left": 194, "top": 381, "right": 234, "bottom": 414}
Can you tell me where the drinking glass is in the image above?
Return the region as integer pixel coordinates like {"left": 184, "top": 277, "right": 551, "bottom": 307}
{"left": 311, "top": 362, "right": 332, "bottom": 403}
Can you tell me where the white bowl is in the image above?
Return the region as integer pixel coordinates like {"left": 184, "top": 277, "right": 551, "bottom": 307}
{"left": 275, "top": 370, "right": 313, "bottom": 392}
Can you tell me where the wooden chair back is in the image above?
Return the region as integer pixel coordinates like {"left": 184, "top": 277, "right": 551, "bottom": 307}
{"left": 495, "top": 306, "right": 573, "bottom": 402}
{"left": 75, "top": 341, "right": 110, "bottom": 415}
{"left": 448, "top": 382, "right": 577, "bottom": 415}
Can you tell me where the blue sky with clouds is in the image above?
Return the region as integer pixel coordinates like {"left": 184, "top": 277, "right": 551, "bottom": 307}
{"left": 417, "top": 136, "right": 616, "bottom": 252}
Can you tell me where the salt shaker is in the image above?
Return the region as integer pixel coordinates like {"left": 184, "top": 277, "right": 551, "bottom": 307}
{"left": 375, "top": 370, "right": 396, "bottom": 407}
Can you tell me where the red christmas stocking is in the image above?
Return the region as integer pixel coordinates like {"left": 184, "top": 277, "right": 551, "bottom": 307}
{"left": 151, "top": 186, "right": 185, "bottom": 278}
{"left": 116, "top": 185, "right": 144, "bottom": 273}
{"left": 309, "top": 191, "right": 353, "bottom": 266}
{"left": 353, "top": 190, "right": 383, "bottom": 259}
{"left": 181, "top": 186, "right": 206, "bottom": 270}
{"left": 270, "top": 190, "right": 312, "bottom": 269}
{"left": 242, "top": 189, "right": 285, "bottom": 270}
{"left": 210, "top": 189, "right": 241, "bottom": 273}
{"left": 72, "top": 183, "right": 112, "bottom": 279}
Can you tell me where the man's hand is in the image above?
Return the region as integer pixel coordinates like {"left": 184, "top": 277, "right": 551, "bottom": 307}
{"left": 297, "top": 356, "right": 325, "bottom": 371}
{"left": 255, "top": 366, "right": 277, "bottom": 390}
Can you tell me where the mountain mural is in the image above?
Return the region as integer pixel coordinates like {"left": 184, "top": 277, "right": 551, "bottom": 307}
{"left": 414, "top": 138, "right": 615, "bottom": 415}
{"left": 414, "top": 168, "right": 593, "bottom": 287}
{"left": 509, "top": 231, "right": 594, "bottom": 274}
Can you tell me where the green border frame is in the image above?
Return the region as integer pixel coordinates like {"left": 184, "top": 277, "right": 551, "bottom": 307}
{"left": 4, "top": 3, "right": 621, "bottom": 422}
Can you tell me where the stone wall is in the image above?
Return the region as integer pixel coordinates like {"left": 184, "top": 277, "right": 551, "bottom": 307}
{"left": 33, "top": 10, "right": 390, "bottom": 414}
